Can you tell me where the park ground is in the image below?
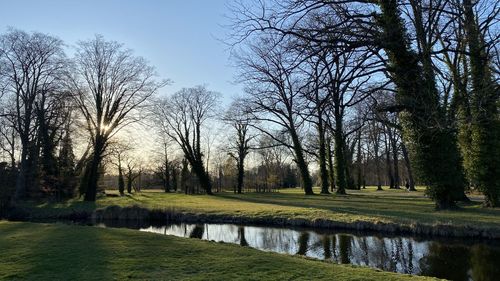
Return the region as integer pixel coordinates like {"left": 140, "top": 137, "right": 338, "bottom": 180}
{"left": 3, "top": 187, "right": 496, "bottom": 280}
{"left": 15, "top": 186, "right": 500, "bottom": 235}
{"left": 0, "top": 221, "right": 439, "bottom": 280}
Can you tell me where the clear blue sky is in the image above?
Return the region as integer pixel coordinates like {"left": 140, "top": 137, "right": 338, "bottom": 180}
{"left": 0, "top": 0, "right": 240, "bottom": 100}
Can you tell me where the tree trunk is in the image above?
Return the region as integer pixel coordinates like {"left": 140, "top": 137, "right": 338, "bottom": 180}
{"left": 171, "top": 166, "right": 178, "bottom": 191}
{"left": 334, "top": 115, "right": 347, "bottom": 195}
{"left": 384, "top": 133, "right": 395, "bottom": 189}
{"left": 373, "top": 132, "right": 383, "bottom": 191}
{"left": 127, "top": 172, "right": 133, "bottom": 194}
{"left": 401, "top": 142, "right": 416, "bottom": 191}
{"left": 289, "top": 126, "right": 314, "bottom": 195}
{"left": 237, "top": 157, "right": 245, "bottom": 194}
{"left": 82, "top": 141, "right": 104, "bottom": 202}
{"left": 388, "top": 129, "right": 400, "bottom": 189}
{"left": 14, "top": 136, "right": 36, "bottom": 200}
{"left": 190, "top": 159, "right": 213, "bottom": 195}
{"left": 118, "top": 166, "right": 125, "bottom": 195}
{"left": 326, "top": 137, "right": 336, "bottom": 192}
{"left": 377, "top": 0, "right": 466, "bottom": 209}
{"left": 82, "top": 155, "right": 100, "bottom": 202}
{"left": 463, "top": 0, "right": 500, "bottom": 207}
{"left": 14, "top": 144, "right": 29, "bottom": 201}
{"left": 318, "top": 117, "right": 330, "bottom": 194}
{"left": 356, "top": 131, "right": 363, "bottom": 190}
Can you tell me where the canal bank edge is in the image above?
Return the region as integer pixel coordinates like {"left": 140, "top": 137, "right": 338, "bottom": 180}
{"left": 6, "top": 205, "right": 500, "bottom": 239}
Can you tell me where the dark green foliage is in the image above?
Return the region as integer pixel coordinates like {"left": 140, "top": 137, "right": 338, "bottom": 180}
{"left": 171, "top": 165, "right": 178, "bottom": 192}
{"left": 181, "top": 158, "right": 190, "bottom": 194}
{"left": 127, "top": 179, "right": 132, "bottom": 194}
{"left": 463, "top": 0, "right": 500, "bottom": 207}
{"left": 118, "top": 168, "right": 125, "bottom": 195}
{"left": 56, "top": 132, "right": 77, "bottom": 199}
{"left": 0, "top": 163, "right": 16, "bottom": 215}
{"left": 376, "top": 0, "right": 465, "bottom": 209}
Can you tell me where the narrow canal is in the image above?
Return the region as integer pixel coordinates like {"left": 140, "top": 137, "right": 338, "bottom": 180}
{"left": 96, "top": 221, "right": 500, "bottom": 281}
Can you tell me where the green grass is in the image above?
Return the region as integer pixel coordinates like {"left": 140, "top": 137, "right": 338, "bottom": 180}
{"left": 19, "top": 187, "right": 500, "bottom": 233}
{"left": 0, "top": 221, "right": 439, "bottom": 280}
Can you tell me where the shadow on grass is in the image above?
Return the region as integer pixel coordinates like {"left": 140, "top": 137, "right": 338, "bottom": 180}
{"left": 215, "top": 192, "right": 500, "bottom": 226}
{"left": 0, "top": 223, "right": 113, "bottom": 280}
{"left": 11, "top": 199, "right": 98, "bottom": 220}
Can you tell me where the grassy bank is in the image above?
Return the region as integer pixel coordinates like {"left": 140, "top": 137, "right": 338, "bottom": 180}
{"left": 12, "top": 187, "right": 500, "bottom": 238}
{"left": 0, "top": 221, "right": 438, "bottom": 280}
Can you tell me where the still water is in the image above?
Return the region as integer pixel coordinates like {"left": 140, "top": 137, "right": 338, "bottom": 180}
{"left": 99, "top": 221, "right": 500, "bottom": 281}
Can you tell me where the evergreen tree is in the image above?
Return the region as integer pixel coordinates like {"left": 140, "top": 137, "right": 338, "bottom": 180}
{"left": 58, "top": 131, "right": 76, "bottom": 199}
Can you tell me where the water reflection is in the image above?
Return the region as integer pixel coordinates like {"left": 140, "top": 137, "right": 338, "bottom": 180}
{"left": 99, "top": 221, "right": 499, "bottom": 281}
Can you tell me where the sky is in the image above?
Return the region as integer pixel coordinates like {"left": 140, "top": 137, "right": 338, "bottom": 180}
{"left": 0, "top": 0, "right": 247, "bottom": 166}
{"left": 0, "top": 0, "right": 241, "bottom": 100}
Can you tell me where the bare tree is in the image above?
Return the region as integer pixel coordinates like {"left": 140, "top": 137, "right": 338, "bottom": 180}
{"left": 319, "top": 46, "right": 382, "bottom": 195}
{"left": 236, "top": 35, "right": 314, "bottom": 195}
{"left": 155, "top": 86, "right": 220, "bottom": 195}
{"left": 125, "top": 159, "right": 142, "bottom": 194}
{"left": 223, "top": 99, "right": 255, "bottom": 194}
{"left": 366, "top": 116, "right": 383, "bottom": 190}
{"left": 229, "top": 0, "right": 475, "bottom": 208}
{"left": 156, "top": 137, "right": 174, "bottom": 193}
{"left": 67, "top": 35, "right": 166, "bottom": 201}
{"left": 108, "top": 141, "right": 131, "bottom": 196}
{"left": 0, "top": 29, "right": 66, "bottom": 200}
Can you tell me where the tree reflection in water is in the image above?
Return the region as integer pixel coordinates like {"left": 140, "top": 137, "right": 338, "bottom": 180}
{"left": 322, "top": 235, "right": 332, "bottom": 260}
{"left": 135, "top": 222, "right": 500, "bottom": 281}
{"left": 238, "top": 226, "right": 248, "bottom": 247}
{"left": 189, "top": 224, "right": 204, "bottom": 239}
{"left": 296, "top": 232, "right": 310, "bottom": 255}
{"left": 338, "top": 234, "right": 352, "bottom": 264}
{"left": 470, "top": 245, "right": 500, "bottom": 281}
{"left": 420, "top": 242, "right": 470, "bottom": 281}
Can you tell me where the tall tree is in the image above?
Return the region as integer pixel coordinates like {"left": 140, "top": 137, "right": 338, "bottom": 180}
{"left": 0, "top": 29, "right": 66, "bottom": 200}
{"left": 462, "top": 0, "right": 500, "bottom": 207}
{"left": 302, "top": 56, "right": 332, "bottom": 194}
{"left": 377, "top": 0, "right": 466, "bottom": 208}
{"left": 156, "top": 86, "right": 219, "bottom": 195}
{"left": 320, "top": 47, "right": 381, "bottom": 194}
{"left": 68, "top": 35, "right": 165, "bottom": 201}
{"left": 223, "top": 100, "right": 254, "bottom": 194}
{"left": 236, "top": 36, "right": 314, "bottom": 195}
{"left": 367, "top": 117, "right": 383, "bottom": 191}
{"left": 229, "top": 0, "right": 471, "bottom": 208}
{"left": 57, "top": 120, "right": 77, "bottom": 199}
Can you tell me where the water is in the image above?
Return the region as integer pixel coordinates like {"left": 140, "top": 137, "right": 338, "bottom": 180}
{"left": 98, "top": 221, "right": 500, "bottom": 281}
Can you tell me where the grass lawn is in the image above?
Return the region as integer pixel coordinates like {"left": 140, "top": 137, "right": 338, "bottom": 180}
{"left": 0, "top": 221, "right": 439, "bottom": 280}
{"left": 18, "top": 187, "right": 500, "bottom": 234}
